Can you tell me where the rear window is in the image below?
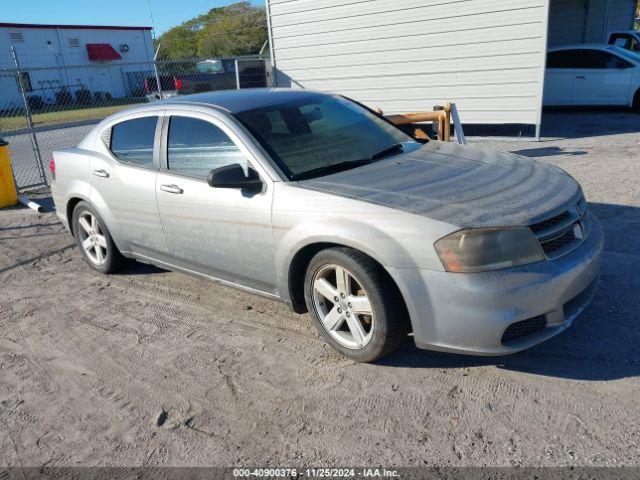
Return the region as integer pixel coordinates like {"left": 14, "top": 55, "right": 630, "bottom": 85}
{"left": 110, "top": 116, "right": 158, "bottom": 168}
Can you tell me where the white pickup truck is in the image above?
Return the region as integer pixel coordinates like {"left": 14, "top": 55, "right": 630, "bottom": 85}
{"left": 608, "top": 31, "right": 640, "bottom": 53}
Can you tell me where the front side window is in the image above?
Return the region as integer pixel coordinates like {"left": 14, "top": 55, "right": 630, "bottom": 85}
{"left": 110, "top": 116, "right": 157, "bottom": 168}
{"left": 234, "top": 94, "right": 415, "bottom": 180}
{"left": 581, "top": 50, "right": 632, "bottom": 69}
{"left": 167, "top": 116, "right": 246, "bottom": 178}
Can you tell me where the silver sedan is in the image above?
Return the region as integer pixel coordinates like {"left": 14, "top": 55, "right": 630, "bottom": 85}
{"left": 50, "top": 89, "right": 603, "bottom": 362}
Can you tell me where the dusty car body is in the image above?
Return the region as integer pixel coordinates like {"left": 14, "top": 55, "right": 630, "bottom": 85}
{"left": 50, "top": 89, "right": 603, "bottom": 361}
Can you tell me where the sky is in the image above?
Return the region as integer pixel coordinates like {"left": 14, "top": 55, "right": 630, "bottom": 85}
{"left": 0, "top": 0, "right": 264, "bottom": 35}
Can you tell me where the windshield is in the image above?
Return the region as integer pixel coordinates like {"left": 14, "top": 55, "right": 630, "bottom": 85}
{"left": 196, "top": 60, "right": 224, "bottom": 73}
{"left": 234, "top": 95, "right": 416, "bottom": 180}
{"left": 608, "top": 46, "right": 640, "bottom": 64}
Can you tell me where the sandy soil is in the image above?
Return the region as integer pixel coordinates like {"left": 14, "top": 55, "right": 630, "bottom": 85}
{"left": 0, "top": 111, "right": 639, "bottom": 467}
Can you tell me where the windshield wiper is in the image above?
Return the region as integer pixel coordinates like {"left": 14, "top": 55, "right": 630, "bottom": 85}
{"left": 290, "top": 144, "right": 404, "bottom": 181}
{"left": 290, "top": 159, "right": 374, "bottom": 181}
{"left": 370, "top": 142, "right": 404, "bottom": 160}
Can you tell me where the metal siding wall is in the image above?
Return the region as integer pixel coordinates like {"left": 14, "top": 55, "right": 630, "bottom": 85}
{"left": 548, "top": 0, "right": 588, "bottom": 46}
{"left": 608, "top": 0, "right": 636, "bottom": 31}
{"left": 548, "top": 0, "right": 636, "bottom": 46}
{"left": 268, "top": 0, "right": 550, "bottom": 125}
{"left": 585, "top": 0, "right": 636, "bottom": 41}
{"left": 584, "top": 0, "right": 607, "bottom": 41}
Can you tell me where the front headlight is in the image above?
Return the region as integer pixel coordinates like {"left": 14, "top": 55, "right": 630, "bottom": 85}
{"left": 434, "top": 227, "right": 545, "bottom": 273}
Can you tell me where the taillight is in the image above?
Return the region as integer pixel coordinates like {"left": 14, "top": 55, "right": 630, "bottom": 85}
{"left": 174, "top": 77, "right": 183, "bottom": 91}
{"left": 49, "top": 157, "right": 55, "bottom": 179}
{"left": 144, "top": 79, "right": 149, "bottom": 92}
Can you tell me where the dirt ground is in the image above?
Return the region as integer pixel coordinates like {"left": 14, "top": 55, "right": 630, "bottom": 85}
{"left": 0, "top": 111, "right": 639, "bottom": 467}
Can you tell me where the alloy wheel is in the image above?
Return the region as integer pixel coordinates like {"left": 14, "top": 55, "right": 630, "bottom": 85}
{"left": 312, "top": 264, "right": 374, "bottom": 349}
{"left": 77, "top": 211, "right": 108, "bottom": 266}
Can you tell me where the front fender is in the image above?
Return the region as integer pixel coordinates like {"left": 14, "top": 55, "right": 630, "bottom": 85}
{"left": 272, "top": 183, "right": 455, "bottom": 301}
{"left": 275, "top": 215, "right": 416, "bottom": 299}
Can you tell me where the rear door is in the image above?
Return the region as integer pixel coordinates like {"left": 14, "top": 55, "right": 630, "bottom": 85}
{"left": 155, "top": 110, "right": 276, "bottom": 292}
{"left": 571, "top": 49, "right": 633, "bottom": 105}
{"left": 543, "top": 50, "right": 576, "bottom": 106}
{"left": 90, "top": 112, "right": 167, "bottom": 256}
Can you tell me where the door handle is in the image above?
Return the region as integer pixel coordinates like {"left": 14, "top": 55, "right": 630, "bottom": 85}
{"left": 160, "top": 184, "right": 184, "bottom": 194}
{"left": 575, "top": 75, "right": 586, "bottom": 79}
{"left": 92, "top": 169, "right": 109, "bottom": 178}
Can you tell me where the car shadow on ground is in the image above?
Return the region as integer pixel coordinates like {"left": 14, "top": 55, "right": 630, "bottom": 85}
{"left": 511, "top": 146, "right": 588, "bottom": 157}
{"left": 380, "top": 202, "right": 640, "bottom": 382}
{"left": 540, "top": 107, "right": 640, "bottom": 139}
{"left": 118, "top": 262, "right": 166, "bottom": 275}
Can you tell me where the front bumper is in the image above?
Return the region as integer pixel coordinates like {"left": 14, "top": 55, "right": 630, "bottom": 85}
{"left": 388, "top": 214, "right": 604, "bottom": 355}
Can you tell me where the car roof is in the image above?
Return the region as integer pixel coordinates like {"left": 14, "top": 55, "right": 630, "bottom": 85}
{"left": 547, "top": 43, "right": 616, "bottom": 52}
{"left": 161, "top": 88, "right": 327, "bottom": 114}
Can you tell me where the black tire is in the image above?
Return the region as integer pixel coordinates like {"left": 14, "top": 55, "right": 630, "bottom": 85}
{"left": 304, "top": 247, "right": 409, "bottom": 362}
{"left": 72, "top": 201, "right": 125, "bottom": 274}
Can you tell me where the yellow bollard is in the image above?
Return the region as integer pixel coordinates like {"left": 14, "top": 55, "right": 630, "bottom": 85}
{"left": 0, "top": 139, "right": 19, "bottom": 208}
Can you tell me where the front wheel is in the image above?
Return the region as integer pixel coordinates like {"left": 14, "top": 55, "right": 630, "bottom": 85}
{"left": 304, "top": 247, "right": 409, "bottom": 362}
{"left": 72, "top": 201, "right": 124, "bottom": 274}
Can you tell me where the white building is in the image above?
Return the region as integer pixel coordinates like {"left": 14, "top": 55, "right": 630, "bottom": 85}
{"left": 0, "top": 23, "right": 154, "bottom": 110}
{"left": 265, "top": 0, "right": 637, "bottom": 136}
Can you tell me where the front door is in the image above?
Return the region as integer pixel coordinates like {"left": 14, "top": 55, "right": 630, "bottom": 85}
{"left": 571, "top": 49, "right": 633, "bottom": 105}
{"left": 155, "top": 112, "right": 276, "bottom": 292}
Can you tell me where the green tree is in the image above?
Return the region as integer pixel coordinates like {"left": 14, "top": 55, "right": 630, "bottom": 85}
{"left": 156, "top": 27, "right": 198, "bottom": 59}
{"left": 157, "top": 2, "right": 267, "bottom": 60}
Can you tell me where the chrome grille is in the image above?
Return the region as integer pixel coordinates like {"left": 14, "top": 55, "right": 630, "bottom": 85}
{"left": 530, "top": 196, "right": 588, "bottom": 260}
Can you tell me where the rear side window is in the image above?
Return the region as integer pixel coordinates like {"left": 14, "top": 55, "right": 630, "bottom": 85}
{"left": 110, "top": 116, "right": 158, "bottom": 168}
{"left": 167, "top": 116, "right": 246, "bottom": 178}
{"left": 546, "top": 50, "right": 580, "bottom": 68}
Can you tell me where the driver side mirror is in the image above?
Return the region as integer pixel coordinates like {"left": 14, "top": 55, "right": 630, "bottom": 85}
{"left": 207, "top": 164, "right": 263, "bottom": 192}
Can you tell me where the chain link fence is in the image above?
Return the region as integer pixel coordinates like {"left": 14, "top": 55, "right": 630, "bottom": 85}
{"left": 0, "top": 54, "right": 270, "bottom": 191}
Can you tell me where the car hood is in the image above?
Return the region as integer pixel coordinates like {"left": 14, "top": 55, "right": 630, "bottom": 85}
{"left": 298, "top": 142, "right": 581, "bottom": 228}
